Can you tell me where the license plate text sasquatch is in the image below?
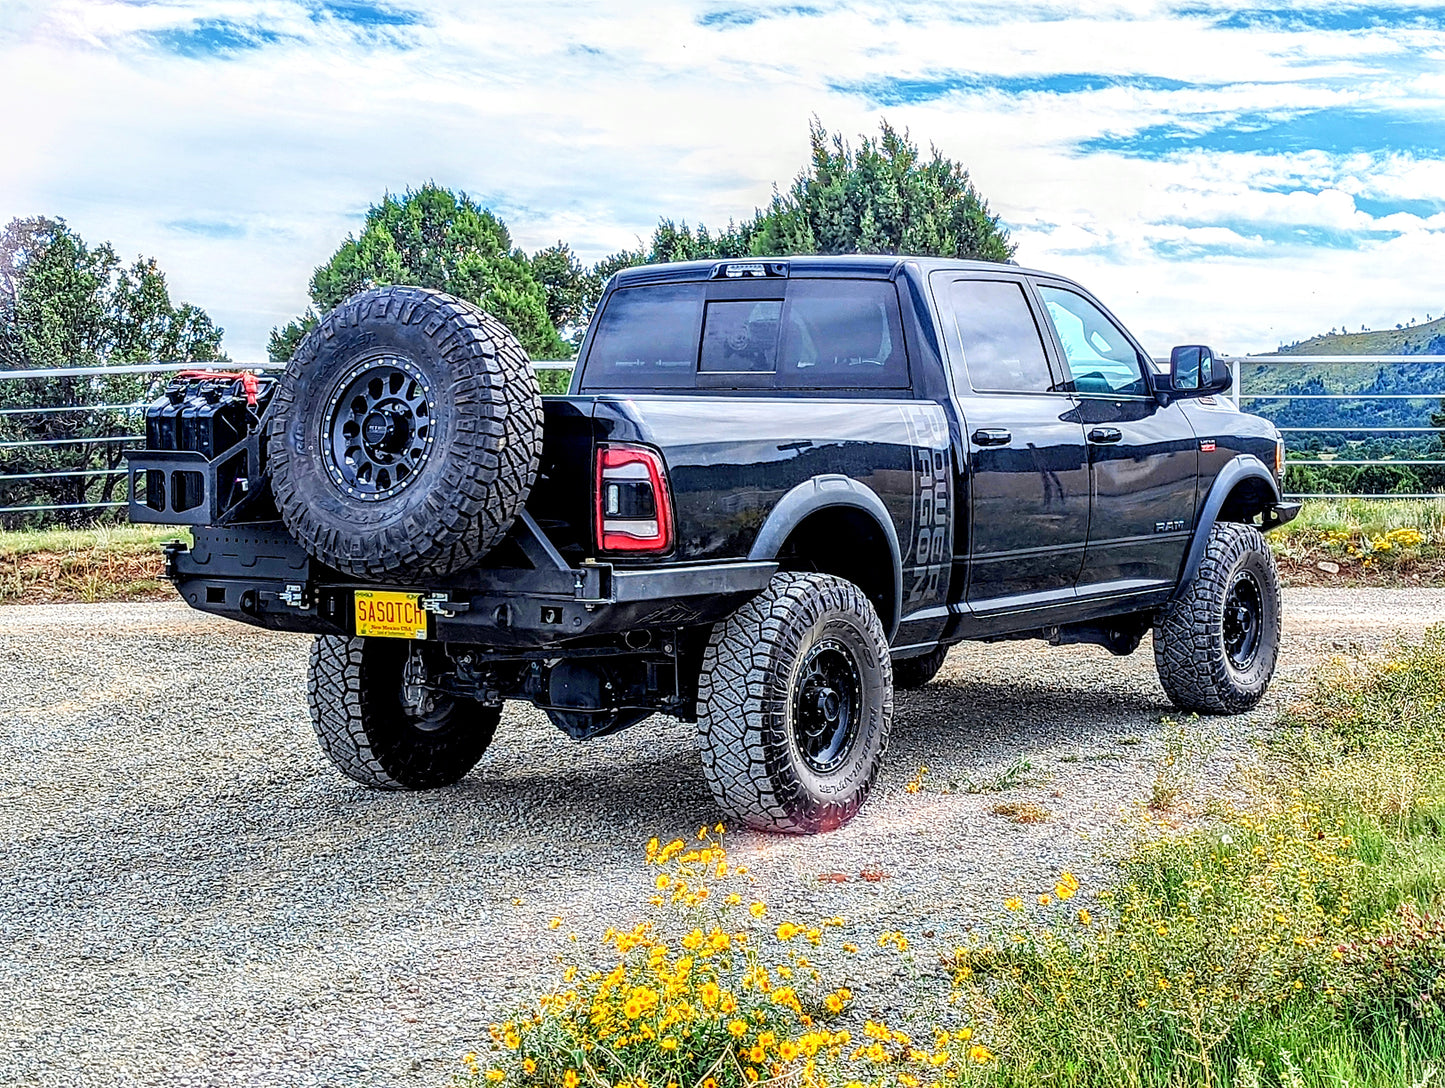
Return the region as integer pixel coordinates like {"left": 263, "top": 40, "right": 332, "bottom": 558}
{"left": 354, "top": 591, "right": 428, "bottom": 639}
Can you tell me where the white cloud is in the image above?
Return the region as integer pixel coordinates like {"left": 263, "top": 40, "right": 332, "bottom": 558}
{"left": 2, "top": 0, "right": 1443, "bottom": 357}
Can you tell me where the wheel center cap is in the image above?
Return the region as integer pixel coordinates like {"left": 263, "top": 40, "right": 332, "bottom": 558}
{"left": 362, "top": 410, "right": 406, "bottom": 452}
{"left": 815, "top": 687, "right": 840, "bottom": 720}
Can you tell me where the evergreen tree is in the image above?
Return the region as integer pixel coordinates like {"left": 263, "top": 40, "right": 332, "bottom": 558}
{"left": 0, "top": 217, "right": 224, "bottom": 525}
{"left": 270, "top": 184, "right": 568, "bottom": 361}
{"left": 577, "top": 119, "right": 1015, "bottom": 317}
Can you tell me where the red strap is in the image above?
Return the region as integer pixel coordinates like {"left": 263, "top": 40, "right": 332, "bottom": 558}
{"left": 175, "top": 369, "right": 261, "bottom": 408}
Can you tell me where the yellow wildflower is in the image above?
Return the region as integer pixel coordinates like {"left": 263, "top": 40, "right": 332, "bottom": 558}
{"left": 1055, "top": 871, "right": 1080, "bottom": 900}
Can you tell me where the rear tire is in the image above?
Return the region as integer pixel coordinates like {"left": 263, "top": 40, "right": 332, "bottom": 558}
{"left": 1153, "top": 521, "right": 1281, "bottom": 714}
{"left": 893, "top": 644, "right": 948, "bottom": 689}
{"left": 307, "top": 635, "right": 500, "bottom": 790}
{"left": 268, "top": 286, "right": 542, "bottom": 580}
{"left": 697, "top": 572, "right": 893, "bottom": 834}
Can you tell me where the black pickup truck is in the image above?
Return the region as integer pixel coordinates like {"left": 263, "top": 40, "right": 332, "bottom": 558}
{"left": 126, "top": 256, "right": 1297, "bottom": 834}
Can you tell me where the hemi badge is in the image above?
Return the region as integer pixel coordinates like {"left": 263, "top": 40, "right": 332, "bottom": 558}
{"left": 1199, "top": 440, "right": 1217, "bottom": 452}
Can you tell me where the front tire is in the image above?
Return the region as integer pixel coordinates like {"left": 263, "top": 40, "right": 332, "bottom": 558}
{"left": 307, "top": 635, "right": 500, "bottom": 790}
{"left": 1153, "top": 521, "right": 1282, "bottom": 714}
{"left": 697, "top": 572, "right": 893, "bottom": 834}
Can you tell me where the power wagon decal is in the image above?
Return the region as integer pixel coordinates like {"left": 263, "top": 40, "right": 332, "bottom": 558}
{"left": 901, "top": 404, "right": 952, "bottom": 610}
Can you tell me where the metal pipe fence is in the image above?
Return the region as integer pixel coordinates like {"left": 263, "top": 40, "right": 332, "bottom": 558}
{"left": 1, "top": 354, "right": 1441, "bottom": 520}
{"left": 1224, "top": 353, "right": 1445, "bottom": 500}
{"left": 0, "top": 360, "right": 576, "bottom": 519}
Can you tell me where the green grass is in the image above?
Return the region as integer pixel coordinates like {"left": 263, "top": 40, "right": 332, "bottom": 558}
{"left": 0, "top": 523, "right": 187, "bottom": 603}
{"left": 950, "top": 628, "right": 1445, "bottom": 1088}
{"left": 1270, "top": 498, "right": 1445, "bottom": 580}
{"left": 0, "top": 522, "right": 187, "bottom": 558}
{"left": 1275, "top": 497, "right": 1445, "bottom": 540}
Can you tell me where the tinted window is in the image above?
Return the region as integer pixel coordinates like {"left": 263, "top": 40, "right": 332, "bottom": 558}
{"left": 778, "top": 280, "right": 907, "bottom": 389}
{"left": 1036, "top": 285, "right": 1149, "bottom": 396}
{"left": 699, "top": 299, "right": 782, "bottom": 373}
{"left": 946, "top": 279, "right": 1054, "bottom": 392}
{"left": 580, "top": 284, "right": 703, "bottom": 390}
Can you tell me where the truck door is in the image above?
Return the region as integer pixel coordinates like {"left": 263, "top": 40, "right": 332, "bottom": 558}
{"left": 930, "top": 273, "right": 1091, "bottom": 612}
{"left": 1031, "top": 280, "right": 1198, "bottom": 595}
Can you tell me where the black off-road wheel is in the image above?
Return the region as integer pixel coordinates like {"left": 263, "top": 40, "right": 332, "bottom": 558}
{"left": 893, "top": 644, "right": 948, "bottom": 689}
{"left": 697, "top": 572, "right": 893, "bottom": 834}
{"left": 307, "top": 635, "right": 500, "bottom": 790}
{"left": 268, "top": 286, "right": 542, "bottom": 580}
{"left": 1153, "top": 521, "right": 1282, "bottom": 714}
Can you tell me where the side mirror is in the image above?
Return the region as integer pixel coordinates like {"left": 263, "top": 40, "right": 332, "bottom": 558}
{"left": 1164, "top": 345, "right": 1231, "bottom": 400}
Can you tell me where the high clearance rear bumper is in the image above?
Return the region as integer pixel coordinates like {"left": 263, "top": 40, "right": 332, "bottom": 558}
{"left": 167, "top": 522, "right": 777, "bottom": 650}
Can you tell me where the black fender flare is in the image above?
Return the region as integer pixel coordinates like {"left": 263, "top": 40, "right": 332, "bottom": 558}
{"left": 1172, "top": 454, "right": 1281, "bottom": 599}
{"left": 748, "top": 474, "right": 904, "bottom": 640}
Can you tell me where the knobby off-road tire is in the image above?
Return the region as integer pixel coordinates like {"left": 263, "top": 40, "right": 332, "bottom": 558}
{"left": 697, "top": 572, "right": 893, "bottom": 834}
{"left": 893, "top": 644, "right": 948, "bottom": 689}
{"left": 307, "top": 635, "right": 500, "bottom": 790}
{"left": 1153, "top": 520, "right": 1282, "bottom": 714}
{"left": 268, "top": 286, "right": 542, "bottom": 579}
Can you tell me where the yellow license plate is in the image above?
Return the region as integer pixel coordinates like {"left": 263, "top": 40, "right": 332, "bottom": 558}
{"left": 354, "top": 590, "right": 428, "bottom": 639}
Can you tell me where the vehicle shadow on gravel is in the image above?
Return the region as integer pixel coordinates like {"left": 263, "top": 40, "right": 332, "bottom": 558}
{"left": 887, "top": 657, "right": 1180, "bottom": 765}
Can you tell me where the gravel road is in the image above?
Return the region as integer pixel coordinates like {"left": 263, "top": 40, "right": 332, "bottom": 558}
{"left": 2, "top": 589, "right": 1442, "bottom": 1088}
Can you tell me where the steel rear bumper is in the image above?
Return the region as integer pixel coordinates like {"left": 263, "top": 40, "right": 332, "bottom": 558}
{"left": 167, "top": 523, "right": 776, "bottom": 648}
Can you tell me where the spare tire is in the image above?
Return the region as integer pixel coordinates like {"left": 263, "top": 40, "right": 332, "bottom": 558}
{"left": 268, "top": 286, "right": 542, "bottom": 579}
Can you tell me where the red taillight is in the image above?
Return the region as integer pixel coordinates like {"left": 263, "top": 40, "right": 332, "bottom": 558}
{"left": 594, "top": 444, "right": 674, "bottom": 554}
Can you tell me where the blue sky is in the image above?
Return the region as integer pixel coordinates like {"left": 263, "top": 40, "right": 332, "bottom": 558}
{"left": 2, "top": 0, "right": 1443, "bottom": 358}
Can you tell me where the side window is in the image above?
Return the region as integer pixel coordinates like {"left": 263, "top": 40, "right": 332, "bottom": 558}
{"left": 778, "top": 280, "right": 908, "bottom": 388}
{"left": 1036, "top": 285, "right": 1149, "bottom": 397}
{"left": 945, "top": 279, "right": 1056, "bottom": 393}
{"left": 699, "top": 300, "right": 782, "bottom": 373}
{"left": 579, "top": 284, "right": 703, "bottom": 390}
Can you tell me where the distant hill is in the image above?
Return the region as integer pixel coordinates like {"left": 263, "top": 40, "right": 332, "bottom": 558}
{"left": 1245, "top": 314, "right": 1445, "bottom": 495}
{"left": 1274, "top": 317, "right": 1445, "bottom": 357}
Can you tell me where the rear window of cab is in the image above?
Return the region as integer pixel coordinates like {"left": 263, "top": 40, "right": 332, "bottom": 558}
{"left": 579, "top": 279, "right": 909, "bottom": 391}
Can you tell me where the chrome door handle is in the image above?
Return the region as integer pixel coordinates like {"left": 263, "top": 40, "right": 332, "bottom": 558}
{"left": 971, "top": 428, "right": 1012, "bottom": 447}
{"left": 1088, "top": 427, "right": 1123, "bottom": 443}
